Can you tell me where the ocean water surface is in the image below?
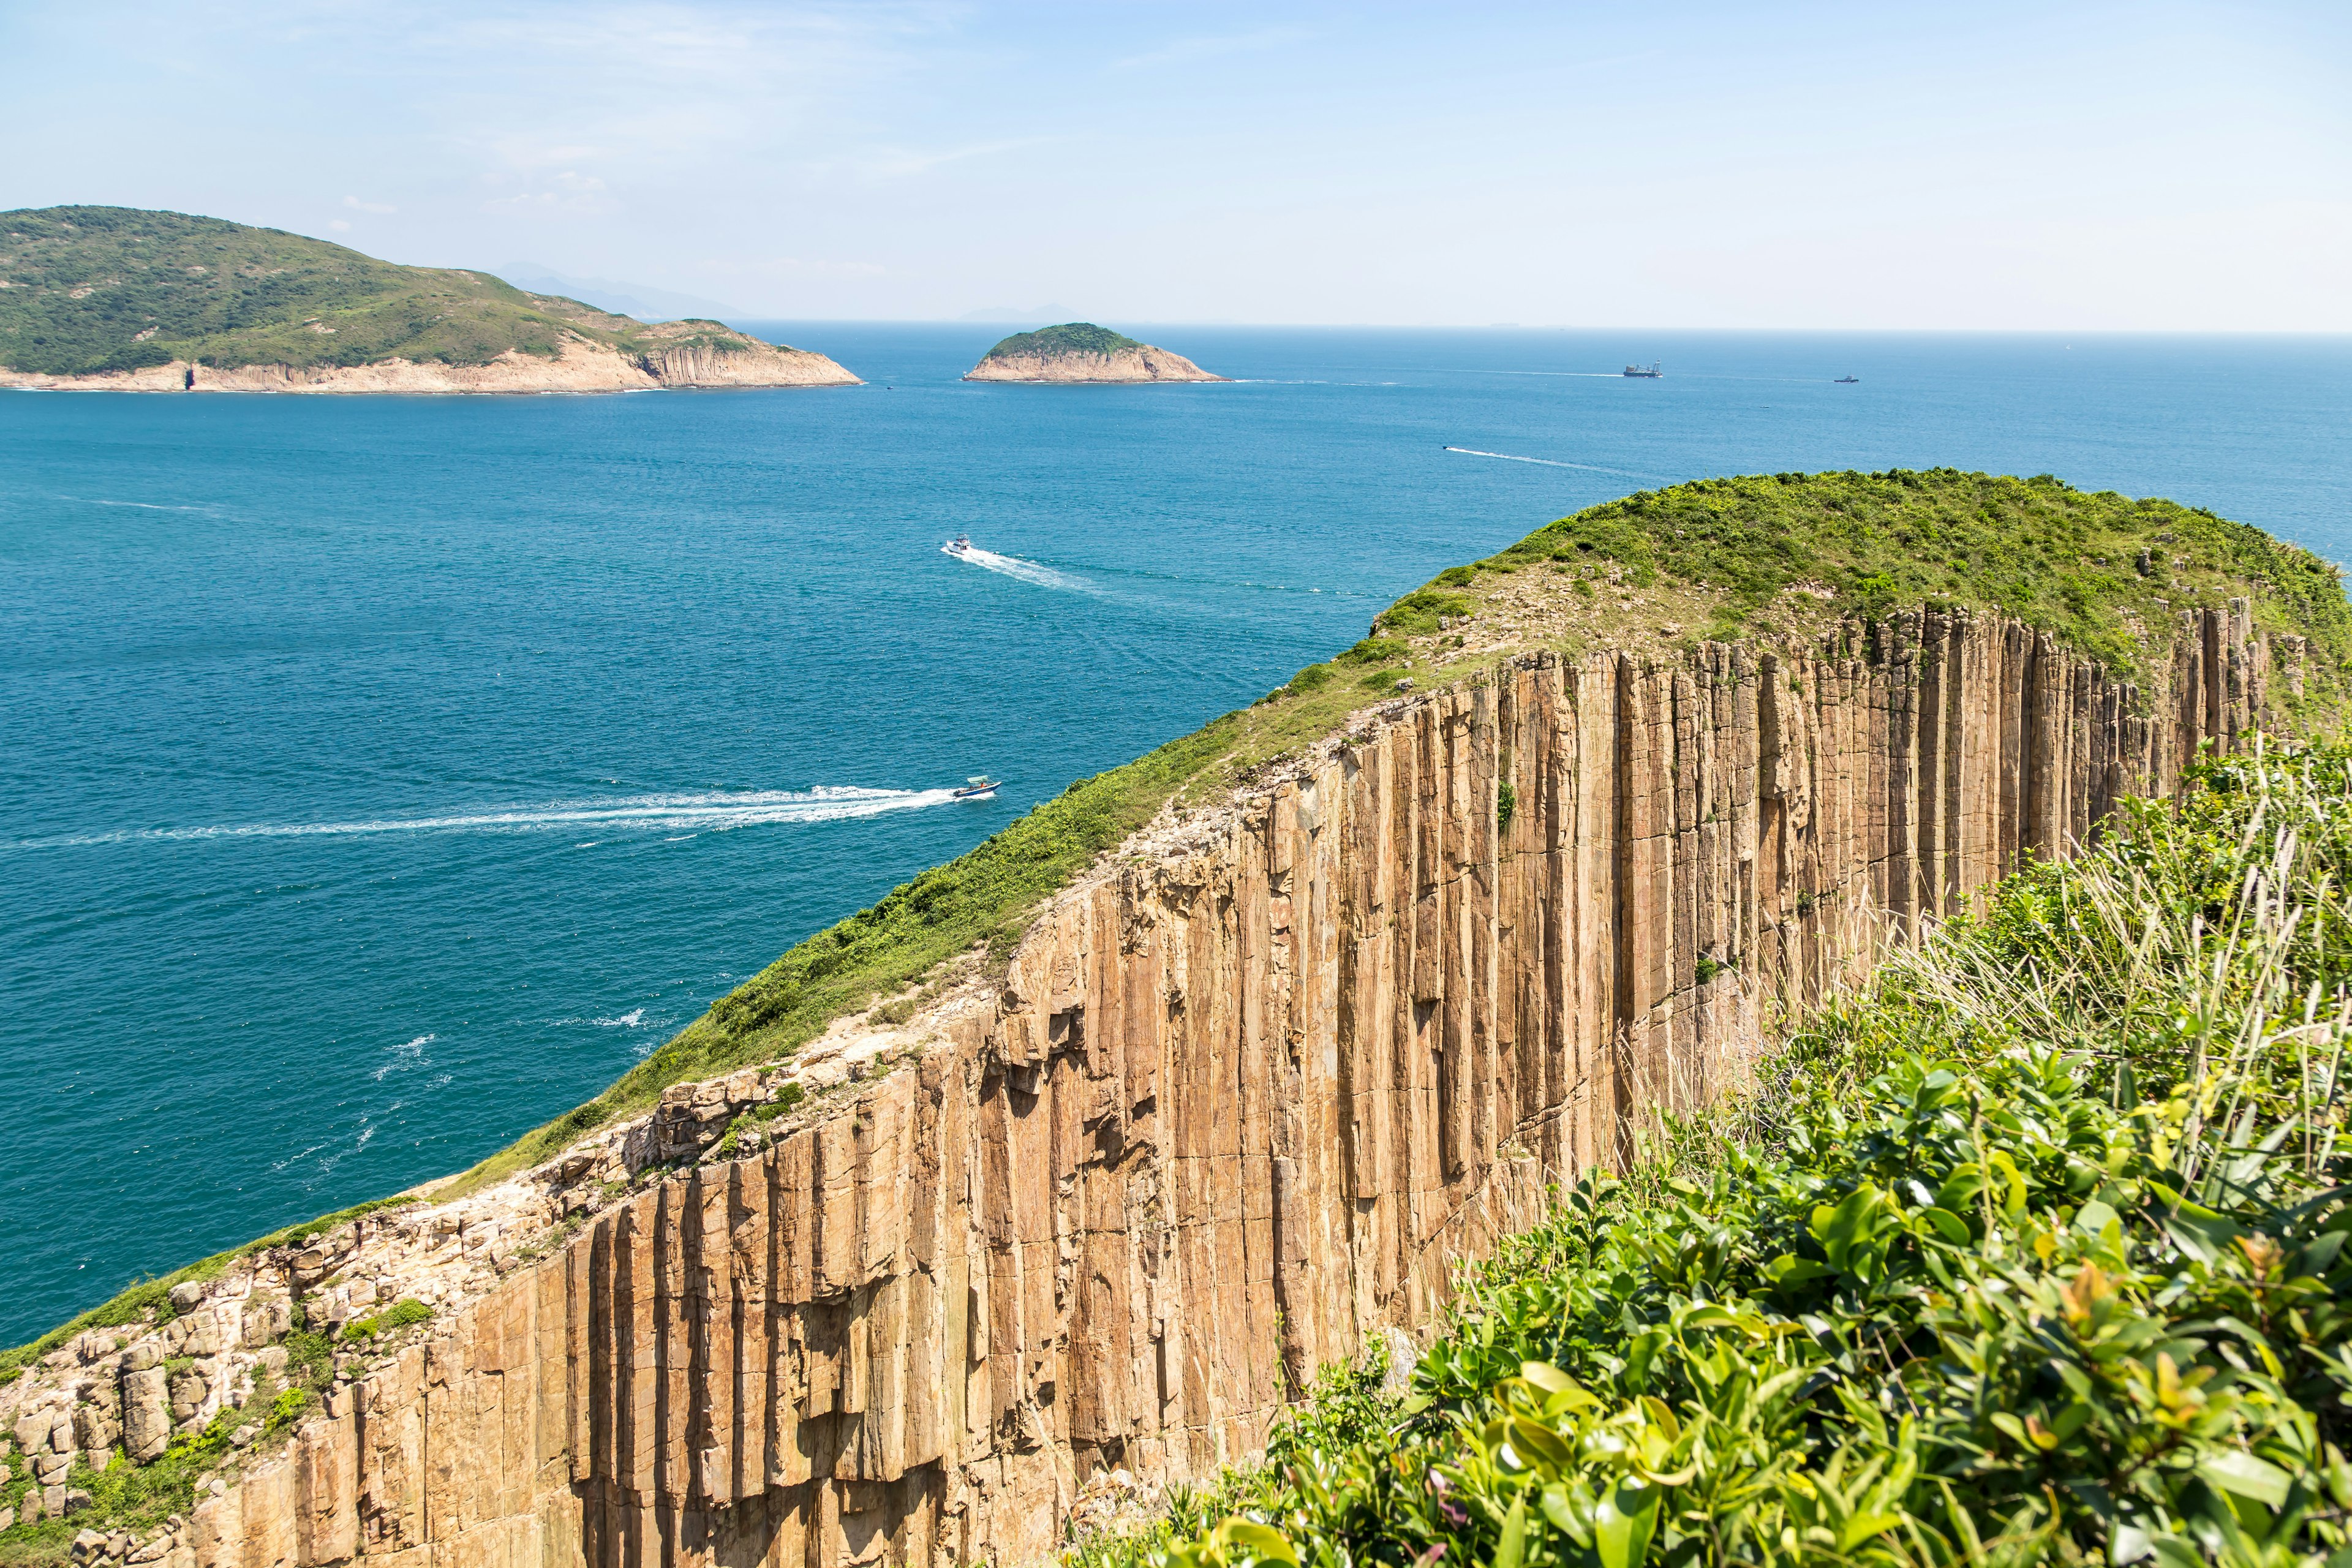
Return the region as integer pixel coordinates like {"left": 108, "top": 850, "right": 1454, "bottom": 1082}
{"left": 5, "top": 326, "right": 2348, "bottom": 1343}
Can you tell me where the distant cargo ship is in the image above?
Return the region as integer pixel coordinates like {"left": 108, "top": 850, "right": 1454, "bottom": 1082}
{"left": 1623, "top": 362, "right": 1662, "bottom": 378}
{"left": 1834, "top": 375, "right": 1861, "bottom": 384}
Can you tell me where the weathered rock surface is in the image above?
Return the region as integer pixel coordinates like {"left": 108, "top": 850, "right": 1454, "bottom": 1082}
{"left": 962, "top": 344, "right": 1226, "bottom": 383}
{"left": 0, "top": 604, "right": 2296, "bottom": 1568}
{"left": 0, "top": 334, "right": 860, "bottom": 394}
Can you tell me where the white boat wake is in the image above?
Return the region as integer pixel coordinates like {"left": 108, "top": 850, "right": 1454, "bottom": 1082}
{"left": 1444, "top": 447, "right": 1661, "bottom": 481}
{"left": 17, "top": 787, "right": 962, "bottom": 848}
{"left": 943, "top": 541, "right": 1091, "bottom": 592}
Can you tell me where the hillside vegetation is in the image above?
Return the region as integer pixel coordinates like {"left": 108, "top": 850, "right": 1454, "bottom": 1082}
{"left": 0, "top": 205, "right": 787, "bottom": 375}
{"left": 1085, "top": 739, "right": 2352, "bottom": 1568}
{"left": 1444, "top": 469, "right": 2352, "bottom": 685}
{"left": 981, "top": 322, "right": 1146, "bottom": 360}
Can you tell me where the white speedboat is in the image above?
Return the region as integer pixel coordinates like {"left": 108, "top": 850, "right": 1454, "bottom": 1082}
{"left": 952, "top": 775, "right": 1000, "bottom": 800}
{"left": 943, "top": 535, "right": 974, "bottom": 559}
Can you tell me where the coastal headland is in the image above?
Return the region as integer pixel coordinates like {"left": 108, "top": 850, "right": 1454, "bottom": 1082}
{"left": 0, "top": 206, "right": 859, "bottom": 393}
{"left": 4, "top": 472, "right": 2345, "bottom": 1568}
{"left": 962, "top": 322, "right": 1226, "bottom": 382}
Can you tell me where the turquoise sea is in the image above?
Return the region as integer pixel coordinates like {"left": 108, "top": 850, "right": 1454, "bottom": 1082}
{"left": 5, "top": 326, "right": 2349, "bottom": 1344}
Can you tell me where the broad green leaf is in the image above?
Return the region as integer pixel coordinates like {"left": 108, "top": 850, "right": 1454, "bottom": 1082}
{"left": 1920, "top": 1207, "right": 1970, "bottom": 1243}
{"left": 2195, "top": 1449, "right": 2291, "bottom": 1508}
{"left": 1493, "top": 1495, "right": 1528, "bottom": 1568}
{"left": 1594, "top": 1483, "right": 1659, "bottom": 1568}
{"left": 1765, "top": 1254, "right": 1837, "bottom": 1286}
{"left": 1215, "top": 1521, "right": 1298, "bottom": 1565}
{"left": 1838, "top": 1512, "right": 1904, "bottom": 1553}
{"left": 1518, "top": 1361, "right": 1579, "bottom": 1395}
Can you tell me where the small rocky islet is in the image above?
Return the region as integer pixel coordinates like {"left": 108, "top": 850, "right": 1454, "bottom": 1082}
{"left": 960, "top": 321, "right": 1226, "bottom": 382}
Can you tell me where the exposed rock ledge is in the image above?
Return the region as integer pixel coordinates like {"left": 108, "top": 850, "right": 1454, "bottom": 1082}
{"left": 962, "top": 344, "right": 1226, "bottom": 383}
{"left": 0, "top": 604, "right": 2295, "bottom": 1568}
{"left": 0, "top": 335, "right": 861, "bottom": 394}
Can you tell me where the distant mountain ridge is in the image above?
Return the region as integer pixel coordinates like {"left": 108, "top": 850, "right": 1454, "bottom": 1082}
{"left": 963, "top": 321, "right": 1226, "bottom": 383}
{"left": 0, "top": 206, "right": 858, "bottom": 393}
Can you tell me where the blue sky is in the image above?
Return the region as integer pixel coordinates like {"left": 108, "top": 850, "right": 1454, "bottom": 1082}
{"left": 4, "top": 1, "right": 2345, "bottom": 326}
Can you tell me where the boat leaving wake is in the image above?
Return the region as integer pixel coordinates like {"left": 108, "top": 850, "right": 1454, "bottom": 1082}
{"left": 943, "top": 540, "right": 1090, "bottom": 592}
{"left": 1444, "top": 447, "right": 1661, "bottom": 481}
{"left": 17, "top": 787, "right": 962, "bottom": 848}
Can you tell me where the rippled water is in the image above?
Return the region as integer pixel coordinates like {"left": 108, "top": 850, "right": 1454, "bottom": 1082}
{"left": 5, "top": 326, "right": 2347, "bottom": 1343}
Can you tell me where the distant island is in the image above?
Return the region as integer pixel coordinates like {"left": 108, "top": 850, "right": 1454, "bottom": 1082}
{"left": 963, "top": 322, "right": 1226, "bottom": 383}
{"left": 0, "top": 206, "right": 859, "bottom": 393}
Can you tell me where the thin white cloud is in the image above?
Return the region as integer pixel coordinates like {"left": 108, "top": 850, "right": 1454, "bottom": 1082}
{"left": 344, "top": 194, "right": 396, "bottom": 213}
{"left": 1112, "top": 26, "right": 1308, "bottom": 71}
{"left": 811, "top": 137, "right": 1050, "bottom": 182}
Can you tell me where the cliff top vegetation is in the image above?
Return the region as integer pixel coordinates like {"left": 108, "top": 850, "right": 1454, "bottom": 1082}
{"left": 981, "top": 322, "right": 1146, "bottom": 360}
{"left": 0, "top": 205, "right": 793, "bottom": 376}
{"left": 1390, "top": 468, "right": 2352, "bottom": 690}
{"left": 18, "top": 470, "right": 2346, "bottom": 1349}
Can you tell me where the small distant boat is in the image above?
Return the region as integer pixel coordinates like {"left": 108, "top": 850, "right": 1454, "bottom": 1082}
{"left": 1834, "top": 375, "right": 1860, "bottom": 384}
{"left": 952, "top": 775, "right": 1000, "bottom": 801}
{"left": 1623, "top": 362, "right": 1662, "bottom": 379}
{"left": 942, "top": 535, "right": 974, "bottom": 559}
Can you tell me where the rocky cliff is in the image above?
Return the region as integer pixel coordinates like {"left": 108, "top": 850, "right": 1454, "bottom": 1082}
{"left": 0, "top": 600, "right": 2299, "bottom": 1568}
{"left": 0, "top": 333, "right": 860, "bottom": 394}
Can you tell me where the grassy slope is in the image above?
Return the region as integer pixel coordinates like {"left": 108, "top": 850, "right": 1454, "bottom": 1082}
{"left": 0, "top": 205, "right": 789, "bottom": 375}
{"left": 1107, "top": 739, "right": 2352, "bottom": 1568}
{"left": 18, "top": 470, "right": 2348, "bottom": 1344}
{"left": 982, "top": 322, "right": 1146, "bottom": 360}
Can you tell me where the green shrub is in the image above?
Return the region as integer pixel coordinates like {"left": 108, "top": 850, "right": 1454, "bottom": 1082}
{"left": 1340, "top": 637, "right": 1409, "bottom": 666}
{"left": 1291, "top": 663, "right": 1333, "bottom": 692}
{"left": 1436, "top": 565, "right": 1478, "bottom": 587}
{"left": 1144, "top": 737, "right": 2352, "bottom": 1568}
{"left": 341, "top": 1299, "right": 431, "bottom": 1343}
{"left": 1379, "top": 591, "right": 1474, "bottom": 636}
{"left": 755, "top": 1082, "right": 807, "bottom": 1121}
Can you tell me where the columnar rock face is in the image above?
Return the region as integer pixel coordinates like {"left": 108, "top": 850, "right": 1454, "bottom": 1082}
{"left": 162, "top": 606, "right": 2293, "bottom": 1568}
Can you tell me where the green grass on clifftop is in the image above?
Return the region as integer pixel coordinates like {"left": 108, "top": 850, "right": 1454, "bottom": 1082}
{"left": 1452, "top": 469, "right": 2352, "bottom": 686}
{"left": 982, "top": 322, "right": 1145, "bottom": 360}
{"left": 0, "top": 205, "right": 785, "bottom": 375}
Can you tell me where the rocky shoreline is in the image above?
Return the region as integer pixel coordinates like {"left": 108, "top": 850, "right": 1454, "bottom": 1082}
{"left": 0, "top": 335, "right": 860, "bottom": 394}
{"left": 962, "top": 342, "right": 1226, "bottom": 383}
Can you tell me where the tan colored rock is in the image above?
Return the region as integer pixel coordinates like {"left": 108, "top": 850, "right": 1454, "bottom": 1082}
{"left": 0, "top": 334, "right": 859, "bottom": 394}
{"left": 120, "top": 1370, "right": 168, "bottom": 1464}
{"left": 962, "top": 344, "right": 1224, "bottom": 383}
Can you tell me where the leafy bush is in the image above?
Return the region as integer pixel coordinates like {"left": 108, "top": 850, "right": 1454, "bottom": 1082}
{"left": 1143, "top": 739, "right": 2352, "bottom": 1568}
{"left": 1292, "top": 664, "right": 1335, "bottom": 693}
{"left": 1380, "top": 591, "right": 1475, "bottom": 636}
{"left": 341, "top": 1298, "right": 431, "bottom": 1343}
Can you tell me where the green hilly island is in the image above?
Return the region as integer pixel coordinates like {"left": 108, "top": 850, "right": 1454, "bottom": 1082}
{"left": 0, "top": 205, "right": 823, "bottom": 380}
{"left": 981, "top": 322, "right": 1145, "bottom": 360}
